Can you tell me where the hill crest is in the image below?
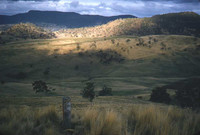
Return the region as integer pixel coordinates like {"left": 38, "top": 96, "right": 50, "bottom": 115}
{"left": 57, "top": 11, "right": 200, "bottom": 38}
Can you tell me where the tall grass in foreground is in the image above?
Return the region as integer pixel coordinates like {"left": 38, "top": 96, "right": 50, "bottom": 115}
{"left": 81, "top": 108, "right": 123, "bottom": 135}
{"left": 0, "top": 106, "right": 61, "bottom": 135}
{"left": 79, "top": 105, "right": 200, "bottom": 135}
{"left": 0, "top": 104, "right": 200, "bottom": 135}
{"left": 124, "top": 105, "right": 200, "bottom": 135}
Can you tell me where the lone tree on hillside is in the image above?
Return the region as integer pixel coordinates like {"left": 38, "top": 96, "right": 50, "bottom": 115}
{"left": 81, "top": 82, "right": 95, "bottom": 102}
{"left": 150, "top": 87, "right": 171, "bottom": 104}
{"left": 99, "top": 85, "right": 113, "bottom": 96}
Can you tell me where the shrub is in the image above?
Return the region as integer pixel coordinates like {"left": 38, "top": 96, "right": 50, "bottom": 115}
{"left": 111, "top": 39, "right": 115, "bottom": 44}
{"left": 32, "top": 80, "right": 50, "bottom": 93}
{"left": 99, "top": 85, "right": 112, "bottom": 96}
{"left": 76, "top": 43, "right": 80, "bottom": 50}
{"left": 160, "top": 42, "right": 167, "bottom": 50}
{"left": 150, "top": 87, "right": 171, "bottom": 104}
{"left": 81, "top": 82, "right": 95, "bottom": 102}
{"left": 126, "top": 39, "right": 131, "bottom": 42}
{"left": 90, "top": 43, "right": 96, "bottom": 48}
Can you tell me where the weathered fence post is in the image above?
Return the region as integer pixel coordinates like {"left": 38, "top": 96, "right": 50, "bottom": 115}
{"left": 62, "top": 96, "right": 71, "bottom": 129}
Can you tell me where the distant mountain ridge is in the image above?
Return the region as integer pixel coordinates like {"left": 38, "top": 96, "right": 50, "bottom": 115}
{"left": 0, "top": 10, "right": 136, "bottom": 28}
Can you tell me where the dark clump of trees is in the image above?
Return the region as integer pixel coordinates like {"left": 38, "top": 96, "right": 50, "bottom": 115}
{"left": 32, "top": 80, "right": 50, "bottom": 93}
{"left": 150, "top": 78, "right": 200, "bottom": 109}
{"left": 81, "top": 82, "right": 114, "bottom": 102}
{"left": 99, "top": 85, "right": 113, "bottom": 96}
{"left": 81, "top": 82, "right": 95, "bottom": 102}
{"left": 175, "top": 87, "right": 200, "bottom": 108}
{"left": 150, "top": 87, "right": 171, "bottom": 104}
{"left": 96, "top": 50, "right": 124, "bottom": 64}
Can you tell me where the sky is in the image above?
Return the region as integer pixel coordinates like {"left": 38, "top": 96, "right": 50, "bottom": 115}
{"left": 0, "top": 0, "right": 200, "bottom": 17}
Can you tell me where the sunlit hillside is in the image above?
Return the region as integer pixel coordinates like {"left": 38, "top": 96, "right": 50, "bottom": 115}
{"left": 0, "top": 23, "right": 55, "bottom": 44}
{"left": 57, "top": 12, "right": 200, "bottom": 38}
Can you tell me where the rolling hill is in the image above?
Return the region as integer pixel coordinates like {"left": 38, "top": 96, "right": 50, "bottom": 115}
{"left": 57, "top": 12, "right": 200, "bottom": 38}
{"left": 0, "top": 34, "right": 200, "bottom": 97}
{"left": 0, "top": 23, "right": 55, "bottom": 44}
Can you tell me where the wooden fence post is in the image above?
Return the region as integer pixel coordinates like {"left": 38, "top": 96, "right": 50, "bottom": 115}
{"left": 62, "top": 96, "right": 71, "bottom": 129}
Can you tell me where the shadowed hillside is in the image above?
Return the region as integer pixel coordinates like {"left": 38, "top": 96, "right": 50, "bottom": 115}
{"left": 57, "top": 12, "right": 200, "bottom": 38}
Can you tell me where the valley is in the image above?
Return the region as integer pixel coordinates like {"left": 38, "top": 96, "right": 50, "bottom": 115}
{"left": 0, "top": 11, "right": 200, "bottom": 135}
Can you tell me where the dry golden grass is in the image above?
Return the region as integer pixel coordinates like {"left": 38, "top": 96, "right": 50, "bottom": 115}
{"left": 72, "top": 104, "right": 200, "bottom": 135}
{"left": 31, "top": 35, "right": 200, "bottom": 60}
{"left": 0, "top": 106, "right": 61, "bottom": 135}
{"left": 0, "top": 104, "right": 200, "bottom": 135}
{"left": 123, "top": 105, "right": 200, "bottom": 135}
{"left": 81, "top": 108, "right": 122, "bottom": 135}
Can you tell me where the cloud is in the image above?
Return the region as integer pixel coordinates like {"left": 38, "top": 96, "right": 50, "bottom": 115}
{"left": 70, "top": 1, "right": 79, "bottom": 8}
{"left": 0, "top": 0, "right": 200, "bottom": 17}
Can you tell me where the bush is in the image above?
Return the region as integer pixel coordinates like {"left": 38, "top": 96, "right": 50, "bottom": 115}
{"left": 76, "top": 43, "right": 80, "bottom": 50}
{"left": 32, "top": 80, "right": 50, "bottom": 93}
{"left": 111, "top": 39, "right": 115, "bottom": 44}
{"left": 99, "top": 85, "right": 112, "bottom": 96}
{"left": 126, "top": 39, "right": 131, "bottom": 42}
{"left": 81, "top": 82, "right": 95, "bottom": 102}
{"left": 150, "top": 87, "right": 171, "bottom": 104}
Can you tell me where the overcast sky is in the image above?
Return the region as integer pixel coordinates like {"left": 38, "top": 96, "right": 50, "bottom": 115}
{"left": 0, "top": 0, "right": 200, "bottom": 17}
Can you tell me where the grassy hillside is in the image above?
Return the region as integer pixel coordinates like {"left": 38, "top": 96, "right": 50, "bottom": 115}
{"left": 0, "top": 35, "right": 200, "bottom": 97}
{"left": 0, "top": 23, "right": 55, "bottom": 44}
{"left": 57, "top": 12, "right": 200, "bottom": 38}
